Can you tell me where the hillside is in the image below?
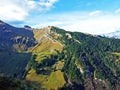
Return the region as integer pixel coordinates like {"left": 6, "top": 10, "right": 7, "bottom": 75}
{"left": 0, "top": 20, "right": 120, "bottom": 90}
{"left": 0, "top": 20, "right": 35, "bottom": 52}
{"left": 0, "top": 20, "right": 36, "bottom": 78}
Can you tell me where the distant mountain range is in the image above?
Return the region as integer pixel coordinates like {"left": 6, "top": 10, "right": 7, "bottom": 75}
{"left": 0, "top": 20, "right": 120, "bottom": 90}
{"left": 101, "top": 30, "right": 120, "bottom": 39}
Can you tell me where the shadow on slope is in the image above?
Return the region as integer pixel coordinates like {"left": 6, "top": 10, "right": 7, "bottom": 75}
{"left": 0, "top": 51, "right": 31, "bottom": 79}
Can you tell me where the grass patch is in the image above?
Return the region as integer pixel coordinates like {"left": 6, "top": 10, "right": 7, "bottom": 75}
{"left": 112, "top": 52, "right": 120, "bottom": 62}
{"left": 112, "top": 52, "right": 120, "bottom": 56}
{"left": 26, "top": 68, "right": 48, "bottom": 83}
{"left": 26, "top": 69, "right": 66, "bottom": 89}
{"left": 35, "top": 51, "right": 57, "bottom": 63}
{"left": 43, "top": 70, "right": 66, "bottom": 90}
{"left": 53, "top": 60, "right": 64, "bottom": 70}
{"left": 31, "top": 39, "right": 63, "bottom": 53}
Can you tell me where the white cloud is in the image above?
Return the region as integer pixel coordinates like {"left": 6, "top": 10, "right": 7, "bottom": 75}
{"left": 32, "top": 11, "right": 120, "bottom": 34}
{"left": 61, "top": 16, "right": 120, "bottom": 34}
{"left": 115, "top": 8, "right": 120, "bottom": 14}
{"left": 1, "top": 0, "right": 120, "bottom": 35}
{"left": 89, "top": 10, "right": 103, "bottom": 17}
{"left": 0, "top": 0, "right": 28, "bottom": 21}
{"left": 0, "top": 0, "right": 58, "bottom": 21}
{"left": 39, "top": 0, "right": 58, "bottom": 11}
{"left": 26, "top": 0, "right": 37, "bottom": 9}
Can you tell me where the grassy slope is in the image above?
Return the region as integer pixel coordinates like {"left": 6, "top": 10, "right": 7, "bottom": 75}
{"left": 26, "top": 69, "right": 65, "bottom": 90}
{"left": 26, "top": 28, "right": 66, "bottom": 89}
{"left": 26, "top": 68, "right": 48, "bottom": 84}
{"left": 43, "top": 70, "right": 65, "bottom": 90}
{"left": 26, "top": 56, "right": 66, "bottom": 89}
{"left": 112, "top": 52, "right": 120, "bottom": 56}
{"left": 31, "top": 38, "right": 63, "bottom": 53}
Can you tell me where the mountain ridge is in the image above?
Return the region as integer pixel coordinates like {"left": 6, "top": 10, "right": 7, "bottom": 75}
{"left": 0, "top": 20, "right": 120, "bottom": 90}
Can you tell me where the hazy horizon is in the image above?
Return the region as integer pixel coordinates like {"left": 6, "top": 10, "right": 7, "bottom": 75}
{"left": 0, "top": 0, "right": 120, "bottom": 34}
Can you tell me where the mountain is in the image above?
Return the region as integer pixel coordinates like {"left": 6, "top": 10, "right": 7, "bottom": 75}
{"left": 101, "top": 30, "right": 120, "bottom": 39}
{"left": 0, "top": 20, "right": 36, "bottom": 51}
{"left": 0, "top": 20, "right": 36, "bottom": 78}
{"left": 0, "top": 20, "right": 120, "bottom": 90}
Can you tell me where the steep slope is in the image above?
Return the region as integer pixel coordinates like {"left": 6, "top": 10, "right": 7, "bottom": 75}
{"left": 26, "top": 26, "right": 65, "bottom": 89}
{"left": 26, "top": 26, "right": 120, "bottom": 90}
{"left": 0, "top": 20, "right": 35, "bottom": 51}
{"left": 31, "top": 26, "right": 63, "bottom": 52}
{"left": 53, "top": 28, "right": 120, "bottom": 90}
{"left": 0, "top": 20, "right": 36, "bottom": 78}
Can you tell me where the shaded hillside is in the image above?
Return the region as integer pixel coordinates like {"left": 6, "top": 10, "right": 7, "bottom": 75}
{"left": 0, "top": 52, "right": 31, "bottom": 78}
{"left": 0, "top": 75, "right": 39, "bottom": 90}
{"left": 0, "top": 20, "right": 36, "bottom": 79}
{"left": 0, "top": 20, "right": 35, "bottom": 51}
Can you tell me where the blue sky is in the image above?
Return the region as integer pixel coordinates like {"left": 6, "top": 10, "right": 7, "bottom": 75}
{"left": 0, "top": 0, "right": 120, "bottom": 34}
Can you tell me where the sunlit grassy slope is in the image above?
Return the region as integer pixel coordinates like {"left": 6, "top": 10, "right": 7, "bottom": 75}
{"left": 26, "top": 27, "right": 66, "bottom": 89}
{"left": 29, "top": 27, "right": 63, "bottom": 53}
{"left": 26, "top": 68, "right": 48, "bottom": 84}
{"left": 26, "top": 57, "right": 66, "bottom": 89}
{"left": 43, "top": 70, "right": 65, "bottom": 90}
{"left": 26, "top": 69, "right": 65, "bottom": 90}
{"left": 112, "top": 52, "right": 120, "bottom": 62}
{"left": 112, "top": 52, "right": 120, "bottom": 56}
{"left": 31, "top": 38, "right": 63, "bottom": 52}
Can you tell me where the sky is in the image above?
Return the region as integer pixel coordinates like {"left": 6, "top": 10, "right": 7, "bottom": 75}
{"left": 0, "top": 0, "right": 120, "bottom": 34}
